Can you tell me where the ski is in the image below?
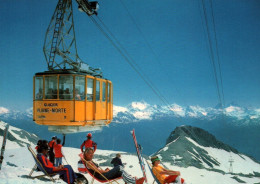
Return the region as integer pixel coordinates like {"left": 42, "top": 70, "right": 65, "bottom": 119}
{"left": 0, "top": 124, "right": 9, "bottom": 170}
{"left": 131, "top": 129, "right": 147, "bottom": 183}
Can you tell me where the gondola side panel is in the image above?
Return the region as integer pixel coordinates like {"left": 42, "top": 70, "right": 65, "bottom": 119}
{"left": 34, "top": 101, "right": 74, "bottom": 125}
{"left": 75, "top": 101, "right": 85, "bottom": 121}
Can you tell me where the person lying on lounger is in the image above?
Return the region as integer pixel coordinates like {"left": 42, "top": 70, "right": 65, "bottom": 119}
{"left": 151, "top": 156, "right": 186, "bottom": 184}
{"left": 83, "top": 147, "right": 145, "bottom": 184}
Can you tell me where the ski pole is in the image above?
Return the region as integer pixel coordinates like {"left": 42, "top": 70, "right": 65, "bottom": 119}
{"left": 0, "top": 124, "right": 9, "bottom": 170}
{"left": 63, "top": 156, "right": 69, "bottom": 165}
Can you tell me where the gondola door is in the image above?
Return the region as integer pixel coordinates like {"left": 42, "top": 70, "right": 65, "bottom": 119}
{"left": 107, "top": 82, "right": 113, "bottom": 121}
{"left": 86, "top": 77, "right": 95, "bottom": 122}
{"left": 95, "top": 79, "right": 101, "bottom": 120}
{"left": 75, "top": 75, "right": 86, "bottom": 122}
{"left": 100, "top": 81, "right": 107, "bottom": 120}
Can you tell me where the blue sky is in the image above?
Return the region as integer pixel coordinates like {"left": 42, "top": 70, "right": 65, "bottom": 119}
{"left": 0, "top": 0, "right": 260, "bottom": 111}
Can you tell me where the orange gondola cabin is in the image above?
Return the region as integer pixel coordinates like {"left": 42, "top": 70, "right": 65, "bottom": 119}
{"left": 33, "top": 71, "right": 113, "bottom": 133}
{"left": 33, "top": 0, "right": 113, "bottom": 133}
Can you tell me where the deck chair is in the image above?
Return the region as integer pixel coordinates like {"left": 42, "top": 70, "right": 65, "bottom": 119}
{"left": 78, "top": 153, "right": 122, "bottom": 184}
{"left": 145, "top": 160, "right": 161, "bottom": 184}
{"left": 146, "top": 160, "right": 178, "bottom": 184}
{"left": 27, "top": 145, "right": 57, "bottom": 182}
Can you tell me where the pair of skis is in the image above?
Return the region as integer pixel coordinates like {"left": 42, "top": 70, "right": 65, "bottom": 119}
{"left": 0, "top": 124, "right": 9, "bottom": 170}
{"left": 131, "top": 129, "right": 148, "bottom": 183}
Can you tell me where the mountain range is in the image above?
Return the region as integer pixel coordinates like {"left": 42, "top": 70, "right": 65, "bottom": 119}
{"left": 1, "top": 101, "right": 260, "bottom": 124}
{"left": 113, "top": 101, "right": 260, "bottom": 122}
{"left": 1, "top": 101, "right": 260, "bottom": 161}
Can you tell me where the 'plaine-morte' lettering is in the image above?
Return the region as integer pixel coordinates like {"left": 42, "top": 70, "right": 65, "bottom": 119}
{"left": 37, "top": 107, "right": 66, "bottom": 113}
{"left": 51, "top": 108, "right": 66, "bottom": 113}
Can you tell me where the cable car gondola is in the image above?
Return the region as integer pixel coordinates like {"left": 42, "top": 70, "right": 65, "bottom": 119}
{"left": 33, "top": 0, "right": 113, "bottom": 134}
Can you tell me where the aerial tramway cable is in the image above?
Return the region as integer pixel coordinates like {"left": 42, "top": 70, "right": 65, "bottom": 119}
{"left": 209, "top": 0, "right": 225, "bottom": 108}
{"left": 89, "top": 15, "right": 175, "bottom": 112}
{"left": 118, "top": 0, "right": 163, "bottom": 67}
{"left": 95, "top": 15, "right": 173, "bottom": 107}
{"left": 118, "top": 0, "right": 188, "bottom": 107}
{"left": 201, "top": 0, "right": 225, "bottom": 110}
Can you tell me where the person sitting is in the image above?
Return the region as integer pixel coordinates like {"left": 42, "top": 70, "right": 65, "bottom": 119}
{"left": 37, "top": 142, "right": 77, "bottom": 184}
{"left": 64, "top": 88, "right": 72, "bottom": 99}
{"left": 45, "top": 89, "right": 54, "bottom": 99}
{"left": 151, "top": 156, "right": 186, "bottom": 184}
{"left": 83, "top": 147, "right": 145, "bottom": 184}
{"left": 36, "top": 88, "right": 43, "bottom": 99}
{"left": 80, "top": 133, "right": 97, "bottom": 153}
{"left": 111, "top": 153, "right": 123, "bottom": 167}
{"left": 36, "top": 140, "right": 49, "bottom": 153}
{"left": 75, "top": 89, "right": 82, "bottom": 100}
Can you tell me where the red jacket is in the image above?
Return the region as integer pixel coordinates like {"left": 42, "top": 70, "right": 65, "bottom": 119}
{"left": 37, "top": 153, "right": 56, "bottom": 173}
{"left": 80, "top": 139, "right": 97, "bottom": 152}
{"left": 54, "top": 144, "right": 63, "bottom": 158}
{"left": 48, "top": 140, "right": 56, "bottom": 149}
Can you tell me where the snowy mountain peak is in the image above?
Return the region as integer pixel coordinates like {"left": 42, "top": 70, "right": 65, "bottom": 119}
{"left": 155, "top": 125, "right": 260, "bottom": 178}
{"left": 0, "top": 107, "right": 9, "bottom": 115}
{"left": 130, "top": 101, "right": 149, "bottom": 110}
{"left": 169, "top": 103, "right": 185, "bottom": 117}
{"left": 185, "top": 105, "right": 208, "bottom": 117}
{"left": 113, "top": 105, "right": 128, "bottom": 116}
{"left": 166, "top": 126, "right": 238, "bottom": 153}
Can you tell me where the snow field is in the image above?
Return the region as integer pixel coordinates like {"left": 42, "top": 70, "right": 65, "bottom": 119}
{"left": 186, "top": 137, "right": 260, "bottom": 174}
{"left": 0, "top": 146, "right": 154, "bottom": 184}
{"left": 1, "top": 145, "right": 260, "bottom": 184}
{"left": 163, "top": 164, "right": 260, "bottom": 184}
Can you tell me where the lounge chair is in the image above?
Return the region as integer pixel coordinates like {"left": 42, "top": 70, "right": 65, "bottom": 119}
{"left": 146, "top": 160, "right": 160, "bottom": 184}
{"left": 78, "top": 153, "right": 122, "bottom": 184}
{"left": 27, "top": 145, "right": 57, "bottom": 182}
{"left": 146, "top": 160, "right": 178, "bottom": 184}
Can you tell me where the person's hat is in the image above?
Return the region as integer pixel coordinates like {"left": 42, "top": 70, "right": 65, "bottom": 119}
{"left": 52, "top": 136, "right": 57, "bottom": 139}
{"left": 151, "top": 156, "right": 160, "bottom": 163}
{"left": 87, "top": 133, "right": 92, "bottom": 138}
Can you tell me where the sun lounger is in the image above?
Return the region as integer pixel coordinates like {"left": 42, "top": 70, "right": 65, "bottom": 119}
{"left": 27, "top": 145, "right": 57, "bottom": 182}
{"left": 78, "top": 153, "right": 122, "bottom": 184}
{"left": 146, "top": 160, "right": 161, "bottom": 184}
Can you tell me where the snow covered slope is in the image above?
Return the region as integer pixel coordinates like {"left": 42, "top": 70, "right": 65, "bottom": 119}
{"left": 0, "top": 127, "right": 151, "bottom": 183}
{"left": 1, "top": 122, "right": 260, "bottom": 184}
{"left": 0, "top": 121, "right": 38, "bottom": 148}
{"left": 154, "top": 125, "right": 260, "bottom": 184}
{"left": 0, "top": 147, "right": 152, "bottom": 184}
{"left": 0, "top": 121, "right": 150, "bottom": 183}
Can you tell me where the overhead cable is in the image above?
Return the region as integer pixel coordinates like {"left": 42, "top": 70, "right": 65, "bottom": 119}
{"left": 118, "top": 0, "right": 188, "bottom": 107}
{"left": 89, "top": 16, "right": 173, "bottom": 110}
{"left": 209, "top": 0, "right": 225, "bottom": 108}
{"left": 201, "top": 0, "right": 225, "bottom": 110}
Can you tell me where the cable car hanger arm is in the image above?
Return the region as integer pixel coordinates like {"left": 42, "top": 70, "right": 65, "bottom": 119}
{"left": 43, "top": 0, "right": 101, "bottom": 77}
